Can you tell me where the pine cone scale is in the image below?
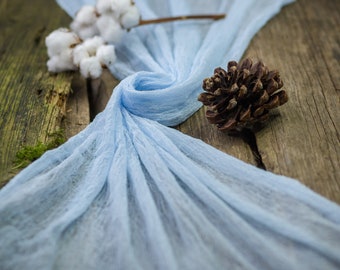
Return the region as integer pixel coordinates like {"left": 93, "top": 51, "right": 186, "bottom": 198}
{"left": 239, "top": 106, "right": 251, "bottom": 122}
{"left": 219, "top": 119, "right": 237, "bottom": 132}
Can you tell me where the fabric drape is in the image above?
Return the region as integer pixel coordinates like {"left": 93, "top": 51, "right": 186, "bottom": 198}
{"left": 1, "top": 0, "right": 339, "bottom": 269}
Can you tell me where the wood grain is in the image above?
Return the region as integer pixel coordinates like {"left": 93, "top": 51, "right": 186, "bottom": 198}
{"left": 0, "top": 0, "right": 74, "bottom": 185}
{"left": 242, "top": 0, "right": 340, "bottom": 202}
{"left": 63, "top": 74, "right": 90, "bottom": 139}
{"left": 0, "top": 0, "right": 339, "bottom": 203}
{"left": 179, "top": 0, "right": 340, "bottom": 202}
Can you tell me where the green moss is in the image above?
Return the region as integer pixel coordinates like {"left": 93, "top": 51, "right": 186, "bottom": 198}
{"left": 13, "top": 130, "right": 66, "bottom": 169}
{"left": 14, "top": 142, "right": 48, "bottom": 169}
{"left": 46, "top": 129, "right": 66, "bottom": 149}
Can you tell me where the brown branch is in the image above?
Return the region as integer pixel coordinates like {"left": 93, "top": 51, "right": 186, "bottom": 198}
{"left": 237, "top": 128, "right": 267, "bottom": 170}
{"left": 137, "top": 14, "right": 226, "bottom": 27}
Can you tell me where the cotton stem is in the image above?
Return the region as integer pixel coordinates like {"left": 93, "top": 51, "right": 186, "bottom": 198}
{"left": 138, "top": 14, "right": 226, "bottom": 27}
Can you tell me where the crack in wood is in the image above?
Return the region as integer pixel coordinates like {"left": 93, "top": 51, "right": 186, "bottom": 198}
{"left": 85, "top": 71, "right": 119, "bottom": 121}
{"left": 34, "top": 26, "right": 46, "bottom": 46}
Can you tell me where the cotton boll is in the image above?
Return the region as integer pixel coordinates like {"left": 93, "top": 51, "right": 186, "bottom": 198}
{"left": 76, "top": 25, "right": 100, "bottom": 40}
{"left": 96, "top": 45, "right": 116, "bottom": 67}
{"left": 111, "top": 0, "right": 132, "bottom": 16}
{"left": 71, "top": 19, "right": 99, "bottom": 40}
{"left": 47, "top": 49, "right": 76, "bottom": 73}
{"left": 73, "top": 37, "right": 105, "bottom": 67}
{"left": 101, "top": 24, "right": 124, "bottom": 44}
{"left": 83, "top": 36, "right": 105, "bottom": 56}
{"left": 96, "top": 14, "right": 111, "bottom": 33}
{"left": 46, "top": 28, "right": 80, "bottom": 57}
{"left": 47, "top": 57, "right": 61, "bottom": 72}
{"left": 73, "top": 45, "right": 90, "bottom": 66}
{"left": 70, "top": 21, "right": 82, "bottom": 35}
{"left": 96, "top": 0, "right": 113, "bottom": 14}
{"left": 120, "top": 4, "right": 140, "bottom": 29}
{"left": 96, "top": 15, "right": 124, "bottom": 44}
{"left": 79, "top": 57, "right": 103, "bottom": 78}
{"left": 58, "top": 49, "right": 77, "bottom": 70}
{"left": 70, "top": 5, "right": 99, "bottom": 39}
{"left": 74, "top": 5, "right": 98, "bottom": 25}
{"left": 71, "top": 12, "right": 99, "bottom": 40}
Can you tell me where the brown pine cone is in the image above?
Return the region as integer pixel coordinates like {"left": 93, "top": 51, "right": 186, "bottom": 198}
{"left": 198, "top": 58, "right": 288, "bottom": 132}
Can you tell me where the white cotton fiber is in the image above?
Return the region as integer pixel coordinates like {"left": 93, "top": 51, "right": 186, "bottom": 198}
{"left": 96, "top": 15, "right": 124, "bottom": 44}
{"left": 96, "top": 0, "right": 113, "bottom": 14}
{"left": 45, "top": 28, "right": 80, "bottom": 57}
{"left": 111, "top": 0, "right": 132, "bottom": 16}
{"left": 74, "top": 5, "right": 98, "bottom": 25}
{"left": 70, "top": 5, "right": 99, "bottom": 40}
{"left": 120, "top": 4, "right": 140, "bottom": 29}
{"left": 70, "top": 21, "right": 82, "bottom": 35}
{"left": 83, "top": 36, "right": 105, "bottom": 56}
{"left": 77, "top": 25, "right": 100, "bottom": 40}
{"left": 96, "top": 44, "right": 116, "bottom": 67}
{"left": 47, "top": 49, "right": 76, "bottom": 72}
{"left": 71, "top": 19, "right": 99, "bottom": 40}
{"left": 79, "top": 56, "right": 102, "bottom": 78}
{"left": 73, "top": 44, "right": 90, "bottom": 66}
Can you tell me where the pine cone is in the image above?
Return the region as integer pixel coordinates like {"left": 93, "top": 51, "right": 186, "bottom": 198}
{"left": 198, "top": 58, "right": 288, "bottom": 132}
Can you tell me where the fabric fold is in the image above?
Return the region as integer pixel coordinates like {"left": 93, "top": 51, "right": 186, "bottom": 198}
{"left": 1, "top": 0, "right": 339, "bottom": 269}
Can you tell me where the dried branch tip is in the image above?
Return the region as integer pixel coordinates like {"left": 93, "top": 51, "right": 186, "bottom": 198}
{"left": 138, "top": 14, "right": 226, "bottom": 27}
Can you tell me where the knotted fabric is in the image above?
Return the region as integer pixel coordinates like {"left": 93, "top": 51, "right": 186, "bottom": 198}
{"left": 1, "top": 0, "right": 340, "bottom": 269}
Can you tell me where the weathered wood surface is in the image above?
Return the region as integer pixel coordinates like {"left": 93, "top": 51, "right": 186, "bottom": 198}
{"left": 0, "top": 0, "right": 74, "bottom": 184}
{"left": 0, "top": 0, "right": 339, "bottom": 203}
{"left": 179, "top": 0, "right": 340, "bottom": 203}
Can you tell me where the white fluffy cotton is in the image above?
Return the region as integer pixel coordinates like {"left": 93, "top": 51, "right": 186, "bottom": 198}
{"left": 46, "top": 0, "right": 139, "bottom": 76}
{"left": 82, "top": 36, "right": 105, "bottom": 55}
{"left": 70, "top": 21, "right": 82, "bottom": 35}
{"left": 45, "top": 28, "right": 80, "bottom": 57}
{"left": 47, "top": 49, "right": 77, "bottom": 72}
{"left": 73, "top": 36, "right": 106, "bottom": 68}
{"left": 111, "top": 0, "right": 132, "bottom": 16}
{"left": 73, "top": 45, "right": 90, "bottom": 66}
{"left": 120, "top": 4, "right": 140, "bottom": 29}
{"left": 79, "top": 57, "right": 103, "bottom": 78}
{"left": 96, "top": 0, "right": 113, "bottom": 14}
{"left": 74, "top": 5, "right": 98, "bottom": 25}
{"left": 96, "top": 15, "right": 124, "bottom": 44}
{"left": 96, "top": 44, "right": 116, "bottom": 67}
{"left": 71, "top": 5, "right": 99, "bottom": 39}
{"left": 45, "top": 28, "right": 79, "bottom": 72}
{"left": 78, "top": 25, "right": 99, "bottom": 40}
{"left": 71, "top": 21, "right": 99, "bottom": 40}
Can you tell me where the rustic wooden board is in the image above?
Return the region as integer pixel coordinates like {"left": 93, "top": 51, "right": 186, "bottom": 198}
{"left": 63, "top": 74, "right": 90, "bottom": 139}
{"left": 255, "top": 0, "right": 340, "bottom": 202}
{"left": 0, "top": 0, "right": 75, "bottom": 185}
{"left": 179, "top": 0, "right": 340, "bottom": 202}
{"left": 240, "top": 0, "right": 340, "bottom": 202}
{"left": 0, "top": 0, "right": 339, "bottom": 204}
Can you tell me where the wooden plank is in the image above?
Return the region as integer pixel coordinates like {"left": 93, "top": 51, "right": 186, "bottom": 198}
{"left": 0, "top": 0, "right": 74, "bottom": 186}
{"left": 244, "top": 0, "right": 340, "bottom": 202}
{"left": 180, "top": 0, "right": 340, "bottom": 203}
{"left": 63, "top": 74, "right": 90, "bottom": 139}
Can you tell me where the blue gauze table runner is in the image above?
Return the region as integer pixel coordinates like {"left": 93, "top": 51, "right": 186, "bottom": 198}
{"left": 0, "top": 0, "right": 340, "bottom": 269}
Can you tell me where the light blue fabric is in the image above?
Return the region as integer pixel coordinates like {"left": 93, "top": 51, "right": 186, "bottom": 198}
{"left": 1, "top": 0, "right": 340, "bottom": 269}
